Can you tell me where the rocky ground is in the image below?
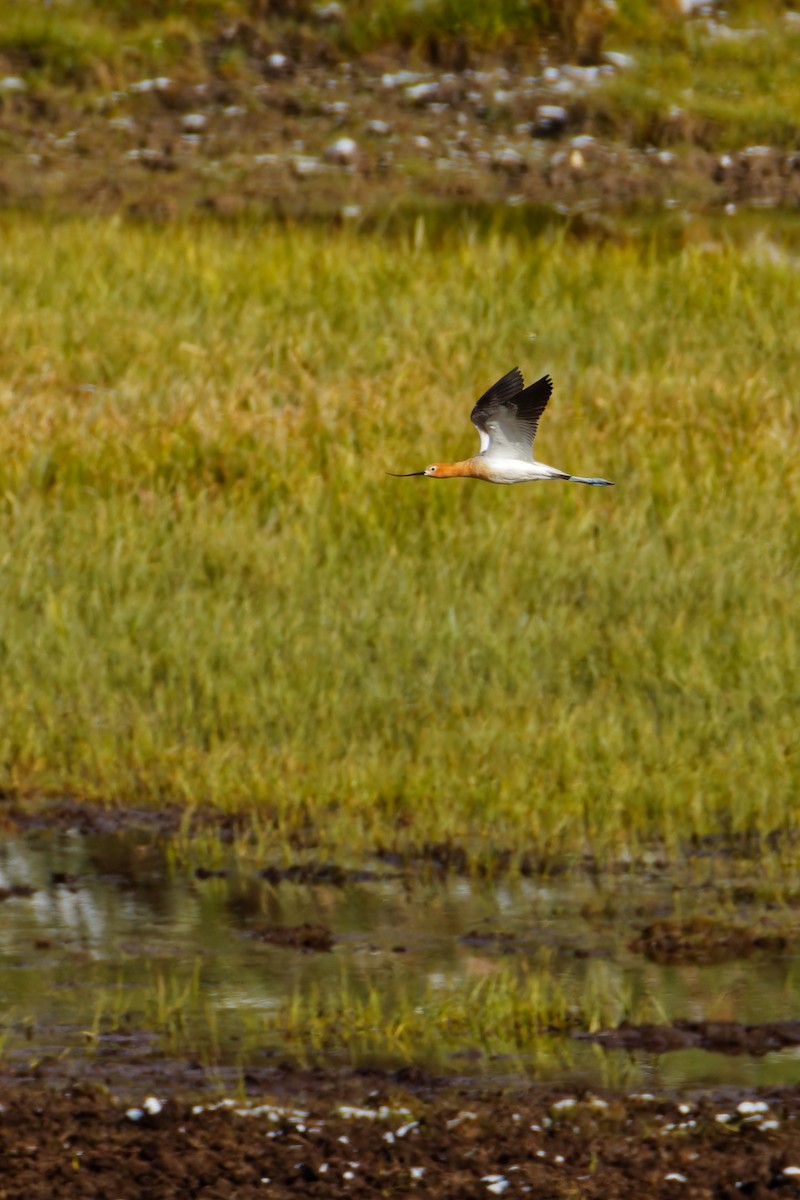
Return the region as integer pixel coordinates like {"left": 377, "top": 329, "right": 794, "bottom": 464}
{"left": 2, "top": 40, "right": 799, "bottom": 223}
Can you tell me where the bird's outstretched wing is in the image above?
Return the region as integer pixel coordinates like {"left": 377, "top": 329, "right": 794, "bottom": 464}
{"left": 470, "top": 369, "right": 553, "bottom": 461}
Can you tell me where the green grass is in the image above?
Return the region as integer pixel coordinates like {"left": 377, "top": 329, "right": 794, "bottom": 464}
{"left": 0, "top": 215, "right": 798, "bottom": 863}
{"left": 595, "top": 17, "right": 800, "bottom": 149}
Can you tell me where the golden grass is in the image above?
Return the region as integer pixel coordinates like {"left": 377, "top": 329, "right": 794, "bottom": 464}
{"left": 0, "top": 215, "right": 797, "bottom": 862}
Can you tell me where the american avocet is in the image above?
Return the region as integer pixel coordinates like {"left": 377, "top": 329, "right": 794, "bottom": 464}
{"left": 390, "top": 367, "right": 613, "bottom": 486}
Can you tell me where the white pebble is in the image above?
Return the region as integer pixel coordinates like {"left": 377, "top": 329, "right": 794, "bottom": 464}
{"left": 405, "top": 82, "right": 439, "bottom": 104}
{"left": 182, "top": 113, "right": 206, "bottom": 131}
{"left": 665, "top": 1173, "right": 687, "bottom": 1183}
{"left": 0, "top": 76, "right": 26, "bottom": 91}
{"left": 291, "top": 155, "right": 322, "bottom": 176}
{"left": 316, "top": 2, "right": 343, "bottom": 20}
{"left": 492, "top": 146, "right": 526, "bottom": 170}
{"left": 737, "top": 1100, "right": 768, "bottom": 1115}
{"left": 382, "top": 70, "right": 423, "bottom": 89}
{"left": 783, "top": 1166, "right": 800, "bottom": 1176}
{"left": 143, "top": 1097, "right": 163, "bottom": 1116}
{"left": 324, "top": 136, "right": 358, "bottom": 165}
{"left": 534, "top": 104, "right": 567, "bottom": 132}
{"left": 130, "top": 77, "right": 170, "bottom": 93}
{"left": 604, "top": 50, "right": 636, "bottom": 70}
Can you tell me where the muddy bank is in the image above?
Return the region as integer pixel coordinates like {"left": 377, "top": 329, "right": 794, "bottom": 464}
{"left": 3, "top": 1065, "right": 800, "bottom": 1199}
{"left": 584, "top": 1019, "right": 800, "bottom": 1057}
{"left": 4, "top": 794, "right": 795, "bottom": 878}
{"left": 2, "top": 50, "right": 799, "bottom": 223}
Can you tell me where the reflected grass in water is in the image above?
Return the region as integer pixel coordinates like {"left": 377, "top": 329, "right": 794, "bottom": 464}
{"left": 3, "top": 832, "right": 800, "bottom": 1087}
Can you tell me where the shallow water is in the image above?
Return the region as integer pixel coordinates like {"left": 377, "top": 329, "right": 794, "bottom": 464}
{"left": 2, "top": 828, "right": 800, "bottom": 1089}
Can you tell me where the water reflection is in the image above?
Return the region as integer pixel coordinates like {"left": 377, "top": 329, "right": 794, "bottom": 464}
{"left": 1, "top": 828, "right": 800, "bottom": 1087}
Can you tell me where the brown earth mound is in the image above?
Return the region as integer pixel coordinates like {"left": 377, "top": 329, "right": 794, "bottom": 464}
{"left": 582, "top": 1018, "right": 800, "bottom": 1057}
{"left": 630, "top": 917, "right": 790, "bottom": 965}
{"left": 251, "top": 922, "right": 334, "bottom": 952}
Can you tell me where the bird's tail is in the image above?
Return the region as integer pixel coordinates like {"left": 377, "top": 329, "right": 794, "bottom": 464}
{"left": 567, "top": 475, "right": 614, "bottom": 486}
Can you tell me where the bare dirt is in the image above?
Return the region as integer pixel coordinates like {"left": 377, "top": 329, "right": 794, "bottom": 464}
{"left": 4, "top": 1064, "right": 800, "bottom": 1199}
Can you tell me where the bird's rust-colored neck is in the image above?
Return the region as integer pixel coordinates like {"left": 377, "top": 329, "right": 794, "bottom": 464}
{"left": 433, "top": 458, "right": 487, "bottom": 480}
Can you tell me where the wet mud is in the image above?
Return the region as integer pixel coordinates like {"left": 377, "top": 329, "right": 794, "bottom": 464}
{"left": 251, "top": 921, "right": 334, "bottom": 952}
{"left": 584, "top": 1020, "right": 800, "bottom": 1057}
{"left": 3, "top": 1068, "right": 800, "bottom": 1198}
{"left": 630, "top": 917, "right": 792, "bottom": 966}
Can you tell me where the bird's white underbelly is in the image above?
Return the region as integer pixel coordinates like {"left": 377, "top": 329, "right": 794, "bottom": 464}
{"left": 480, "top": 457, "right": 567, "bottom": 485}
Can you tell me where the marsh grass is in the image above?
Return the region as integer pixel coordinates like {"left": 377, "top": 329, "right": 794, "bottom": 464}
{"left": 65, "top": 952, "right": 627, "bottom": 1072}
{"left": 0, "top": 216, "right": 797, "bottom": 863}
{"left": 597, "top": 17, "right": 800, "bottom": 149}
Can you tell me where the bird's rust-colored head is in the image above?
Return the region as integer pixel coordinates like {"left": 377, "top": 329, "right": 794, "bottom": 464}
{"left": 388, "top": 462, "right": 472, "bottom": 480}
{"left": 425, "top": 462, "right": 475, "bottom": 478}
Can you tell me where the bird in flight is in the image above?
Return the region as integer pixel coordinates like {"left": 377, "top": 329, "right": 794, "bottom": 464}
{"left": 389, "top": 367, "right": 613, "bottom": 486}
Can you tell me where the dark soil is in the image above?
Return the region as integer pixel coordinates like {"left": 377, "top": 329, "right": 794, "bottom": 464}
{"left": 251, "top": 922, "right": 334, "bottom": 952}
{"left": 583, "top": 1018, "right": 800, "bottom": 1057}
{"left": 3, "top": 1064, "right": 800, "bottom": 1199}
{"left": 258, "top": 863, "right": 386, "bottom": 886}
{"left": 630, "top": 917, "right": 792, "bottom": 965}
